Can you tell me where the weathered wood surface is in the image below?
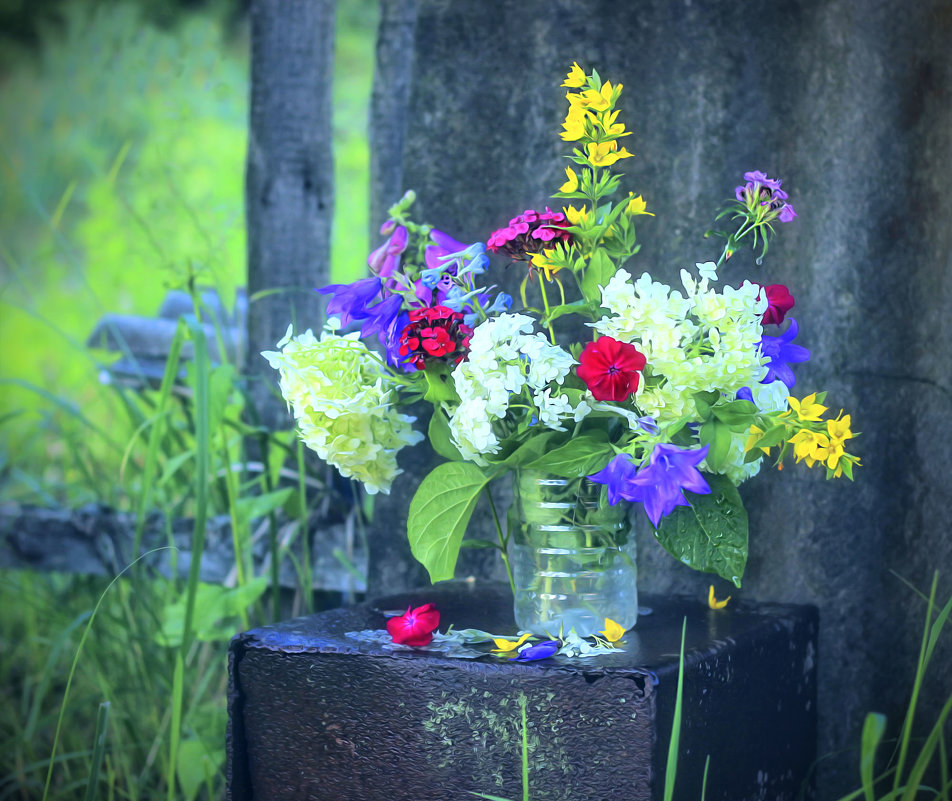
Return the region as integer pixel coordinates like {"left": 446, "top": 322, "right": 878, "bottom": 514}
{"left": 245, "top": 0, "right": 335, "bottom": 428}
{"left": 0, "top": 503, "right": 366, "bottom": 595}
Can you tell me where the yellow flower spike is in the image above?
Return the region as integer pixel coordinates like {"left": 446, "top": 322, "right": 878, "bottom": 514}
{"left": 790, "top": 429, "right": 829, "bottom": 467}
{"left": 600, "top": 618, "right": 627, "bottom": 642}
{"left": 491, "top": 632, "right": 533, "bottom": 653}
{"left": 562, "top": 61, "right": 586, "bottom": 88}
{"left": 598, "top": 109, "right": 630, "bottom": 137}
{"left": 586, "top": 140, "right": 633, "bottom": 167}
{"left": 708, "top": 585, "right": 731, "bottom": 609}
{"left": 560, "top": 105, "right": 592, "bottom": 142}
{"left": 625, "top": 194, "right": 654, "bottom": 216}
{"left": 559, "top": 166, "right": 579, "bottom": 193}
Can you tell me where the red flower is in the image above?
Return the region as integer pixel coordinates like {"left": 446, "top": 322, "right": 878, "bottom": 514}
{"left": 760, "top": 284, "right": 795, "bottom": 326}
{"left": 386, "top": 603, "right": 441, "bottom": 647}
{"left": 398, "top": 306, "right": 473, "bottom": 370}
{"left": 576, "top": 336, "right": 646, "bottom": 402}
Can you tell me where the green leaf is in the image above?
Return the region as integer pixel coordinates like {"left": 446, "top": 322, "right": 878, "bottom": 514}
{"left": 699, "top": 419, "right": 733, "bottom": 472}
{"left": 423, "top": 364, "right": 458, "bottom": 403}
{"left": 428, "top": 408, "right": 463, "bottom": 461}
{"left": 493, "top": 431, "right": 559, "bottom": 468}
{"left": 580, "top": 249, "right": 615, "bottom": 304}
{"left": 653, "top": 474, "right": 748, "bottom": 586}
{"left": 525, "top": 433, "right": 614, "bottom": 478}
{"left": 408, "top": 462, "right": 492, "bottom": 582}
{"left": 156, "top": 578, "right": 269, "bottom": 647}
{"left": 459, "top": 538, "right": 498, "bottom": 550}
{"left": 860, "top": 713, "right": 886, "bottom": 801}
{"left": 711, "top": 399, "right": 758, "bottom": 426}
{"left": 234, "top": 488, "right": 294, "bottom": 525}
{"left": 542, "top": 300, "right": 592, "bottom": 324}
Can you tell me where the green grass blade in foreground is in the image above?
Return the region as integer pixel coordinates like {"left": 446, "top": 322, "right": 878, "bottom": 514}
{"left": 81, "top": 702, "right": 110, "bottom": 801}
{"left": 860, "top": 713, "right": 887, "bottom": 801}
{"left": 40, "top": 548, "right": 172, "bottom": 801}
{"left": 133, "top": 318, "right": 187, "bottom": 558}
{"left": 664, "top": 618, "right": 687, "bottom": 801}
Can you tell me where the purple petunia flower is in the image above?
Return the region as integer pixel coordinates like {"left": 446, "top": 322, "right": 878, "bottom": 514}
{"left": 317, "top": 276, "right": 382, "bottom": 327}
{"left": 511, "top": 640, "right": 560, "bottom": 661}
{"left": 759, "top": 318, "right": 811, "bottom": 389}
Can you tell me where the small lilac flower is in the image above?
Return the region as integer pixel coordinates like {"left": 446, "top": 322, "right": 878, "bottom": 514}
{"left": 778, "top": 203, "right": 798, "bottom": 223}
{"left": 420, "top": 266, "right": 448, "bottom": 289}
{"left": 511, "top": 640, "right": 560, "bottom": 662}
{"left": 759, "top": 318, "right": 811, "bottom": 388}
{"left": 317, "top": 277, "right": 382, "bottom": 326}
{"left": 425, "top": 229, "right": 469, "bottom": 270}
{"left": 485, "top": 292, "right": 513, "bottom": 315}
{"left": 636, "top": 416, "right": 660, "bottom": 435}
{"left": 588, "top": 453, "right": 641, "bottom": 506}
{"left": 627, "top": 444, "right": 712, "bottom": 528}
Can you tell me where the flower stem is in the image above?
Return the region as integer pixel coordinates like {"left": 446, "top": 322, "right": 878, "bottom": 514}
{"left": 538, "top": 277, "right": 557, "bottom": 344}
{"left": 485, "top": 486, "right": 515, "bottom": 595}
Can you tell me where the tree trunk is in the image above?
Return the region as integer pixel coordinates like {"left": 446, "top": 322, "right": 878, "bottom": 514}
{"left": 245, "top": 0, "right": 335, "bottom": 429}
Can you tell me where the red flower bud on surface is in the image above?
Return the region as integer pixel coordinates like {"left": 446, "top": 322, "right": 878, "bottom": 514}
{"left": 760, "top": 284, "right": 795, "bottom": 326}
{"left": 576, "top": 336, "right": 646, "bottom": 402}
{"left": 386, "top": 603, "right": 441, "bottom": 647}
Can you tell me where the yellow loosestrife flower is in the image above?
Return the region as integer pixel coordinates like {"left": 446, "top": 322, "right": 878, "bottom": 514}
{"left": 530, "top": 249, "right": 563, "bottom": 280}
{"left": 626, "top": 193, "right": 654, "bottom": 216}
{"left": 560, "top": 105, "right": 591, "bottom": 142}
{"left": 586, "top": 140, "right": 633, "bottom": 167}
{"left": 562, "top": 61, "right": 586, "bottom": 88}
{"left": 563, "top": 205, "right": 590, "bottom": 226}
{"left": 568, "top": 81, "right": 618, "bottom": 112}
{"left": 744, "top": 424, "right": 770, "bottom": 456}
{"left": 815, "top": 414, "right": 854, "bottom": 473}
{"left": 790, "top": 429, "right": 829, "bottom": 468}
{"left": 708, "top": 585, "right": 731, "bottom": 609}
{"left": 600, "top": 618, "right": 627, "bottom": 642}
{"left": 560, "top": 166, "right": 579, "bottom": 193}
{"left": 598, "top": 109, "right": 629, "bottom": 137}
{"left": 786, "top": 393, "right": 827, "bottom": 422}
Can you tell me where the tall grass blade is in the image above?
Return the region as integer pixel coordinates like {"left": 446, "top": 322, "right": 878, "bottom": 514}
{"left": 132, "top": 319, "right": 186, "bottom": 558}
{"left": 167, "top": 654, "right": 185, "bottom": 801}
{"left": 521, "top": 695, "right": 529, "bottom": 801}
{"left": 664, "top": 618, "right": 687, "bottom": 801}
{"left": 82, "top": 701, "right": 110, "bottom": 801}
{"left": 892, "top": 573, "right": 937, "bottom": 794}
{"left": 860, "top": 712, "right": 887, "bottom": 801}
{"left": 700, "top": 755, "right": 711, "bottom": 801}
{"left": 40, "top": 548, "right": 172, "bottom": 801}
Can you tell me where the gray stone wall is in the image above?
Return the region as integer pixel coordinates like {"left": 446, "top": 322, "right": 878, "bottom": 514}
{"left": 368, "top": 0, "right": 952, "bottom": 796}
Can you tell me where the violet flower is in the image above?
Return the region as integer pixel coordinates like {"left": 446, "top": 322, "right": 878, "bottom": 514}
{"left": 511, "top": 640, "right": 560, "bottom": 662}
{"left": 317, "top": 276, "right": 382, "bottom": 327}
{"left": 588, "top": 453, "right": 641, "bottom": 506}
{"left": 368, "top": 223, "right": 408, "bottom": 278}
{"left": 359, "top": 294, "right": 403, "bottom": 340}
{"left": 759, "top": 318, "right": 810, "bottom": 388}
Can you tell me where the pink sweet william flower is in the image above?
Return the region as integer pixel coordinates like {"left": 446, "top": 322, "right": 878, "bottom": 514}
{"left": 486, "top": 207, "right": 572, "bottom": 261}
{"left": 386, "top": 603, "right": 441, "bottom": 647}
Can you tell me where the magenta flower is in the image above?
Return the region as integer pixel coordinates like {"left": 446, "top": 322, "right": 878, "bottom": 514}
{"left": 759, "top": 283, "right": 795, "bottom": 326}
{"left": 368, "top": 222, "right": 409, "bottom": 278}
{"left": 386, "top": 603, "right": 440, "bottom": 647}
{"left": 486, "top": 207, "right": 572, "bottom": 261}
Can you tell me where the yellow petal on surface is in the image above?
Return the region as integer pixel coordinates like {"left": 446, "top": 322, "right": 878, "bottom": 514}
{"left": 708, "top": 585, "right": 731, "bottom": 610}
{"left": 492, "top": 632, "right": 532, "bottom": 652}
{"left": 600, "top": 618, "right": 627, "bottom": 642}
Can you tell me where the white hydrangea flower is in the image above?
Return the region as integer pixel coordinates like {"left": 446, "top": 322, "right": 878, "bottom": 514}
{"left": 534, "top": 388, "right": 574, "bottom": 430}
{"left": 262, "top": 325, "right": 423, "bottom": 494}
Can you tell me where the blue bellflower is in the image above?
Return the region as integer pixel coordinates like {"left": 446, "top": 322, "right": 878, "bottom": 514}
{"left": 317, "top": 277, "right": 382, "bottom": 327}
{"left": 759, "top": 318, "right": 810, "bottom": 389}
{"left": 511, "top": 640, "right": 560, "bottom": 661}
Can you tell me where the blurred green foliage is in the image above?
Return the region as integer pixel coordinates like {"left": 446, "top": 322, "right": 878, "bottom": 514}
{"left": 0, "top": 0, "right": 375, "bottom": 503}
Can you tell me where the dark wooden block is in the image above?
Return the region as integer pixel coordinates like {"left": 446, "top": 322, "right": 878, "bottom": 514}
{"left": 228, "top": 581, "right": 817, "bottom": 801}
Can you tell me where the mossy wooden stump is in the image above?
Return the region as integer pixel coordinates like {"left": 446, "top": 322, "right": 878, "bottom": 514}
{"left": 227, "top": 582, "right": 817, "bottom": 801}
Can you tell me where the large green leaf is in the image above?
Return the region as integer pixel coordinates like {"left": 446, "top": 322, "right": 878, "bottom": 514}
{"left": 408, "top": 462, "right": 491, "bottom": 582}
{"left": 525, "top": 432, "right": 614, "bottom": 477}
{"left": 427, "top": 408, "right": 463, "bottom": 461}
{"left": 653, "top": 474, "right": 748, "bottom": 586}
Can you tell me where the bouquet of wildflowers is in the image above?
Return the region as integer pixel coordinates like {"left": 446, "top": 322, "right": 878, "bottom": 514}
{"left": 264, "top": 62, "right": 859, "bottom": 592}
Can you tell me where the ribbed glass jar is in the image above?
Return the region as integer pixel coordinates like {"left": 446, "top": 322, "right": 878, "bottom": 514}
{"left": 508, "top": 470, "right": 638, "bottom": 638}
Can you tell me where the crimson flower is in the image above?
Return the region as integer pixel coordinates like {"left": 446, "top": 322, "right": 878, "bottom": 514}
{"left": 760, "top": 284, "right": 795, "bottom": 326}
{"left": 576, "top": 336, "right": 646, "bottom": 402}
{"left": 398, "top": 306, "right": 473, "bottom": 370}
{"left": 386, "top": 603, "right": 440, "bottom": 647}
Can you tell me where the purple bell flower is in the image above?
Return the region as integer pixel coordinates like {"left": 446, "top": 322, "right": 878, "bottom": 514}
{"left": 359, "top": 294, "right": 403, "bottom": 340}
{"left": 317, "top": 276, "right": 382, "bottom": 327}
{"left": 511, "top": 640, "right": 560, "bottom": 662}
{"left": 759, "top": 318, "right": 810, "bottom": 389}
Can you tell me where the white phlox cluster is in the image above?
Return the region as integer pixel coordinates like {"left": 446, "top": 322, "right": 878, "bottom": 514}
{"left": 448, "top": 314, "right": 589, "bottom": 463}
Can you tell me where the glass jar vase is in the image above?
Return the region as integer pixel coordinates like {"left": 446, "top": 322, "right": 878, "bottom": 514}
{"left": 508, "top": 470, "right": 638, "bottom": 638}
